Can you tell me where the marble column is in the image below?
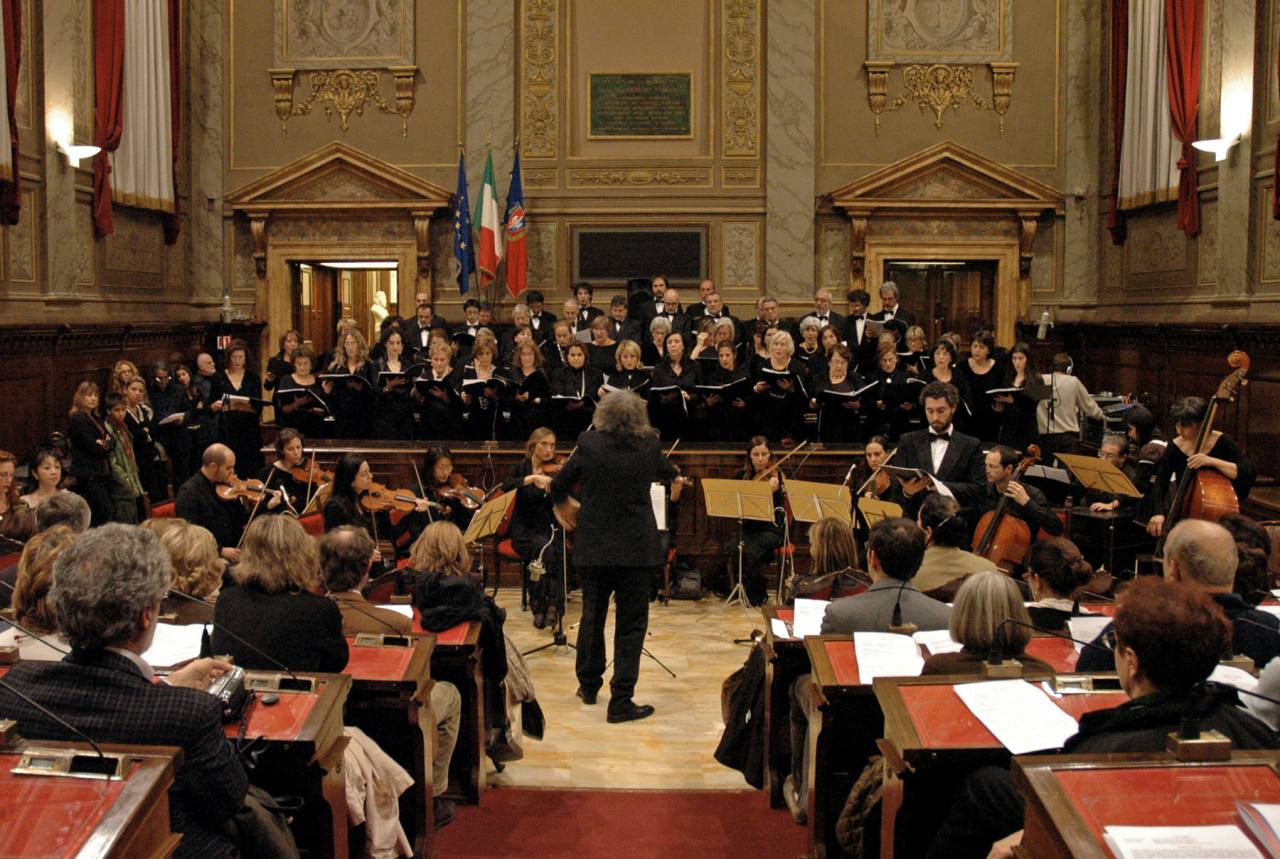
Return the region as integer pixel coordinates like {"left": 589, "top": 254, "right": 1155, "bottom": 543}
{"left": 188, "top": 0, "right": 226, "bottom": 309}
{"left": 1213, "top": 0, "right": 1258, "bottom": 298}
{"left": 765, "top": 0, "right": 817, "bottom": 301}
{"left": 464, "top": 0, "right": 516, "bottom": 225}
{"left": 1061, "top": 0, "right": 1103, "bottom": 306}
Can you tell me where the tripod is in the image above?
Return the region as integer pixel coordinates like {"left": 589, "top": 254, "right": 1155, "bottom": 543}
{"left": 725, "top": 520, "right": 750, "bottom": 610}
{"left": 523, "top": 527, "right": 575, "bottom": 656}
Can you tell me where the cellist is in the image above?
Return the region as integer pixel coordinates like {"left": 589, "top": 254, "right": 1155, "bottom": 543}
{"left": 977, "top": 445, "right": 1063, "bottom": 539}
{"left": 1146, "top": 397, "right": 1254, "bottom": 537}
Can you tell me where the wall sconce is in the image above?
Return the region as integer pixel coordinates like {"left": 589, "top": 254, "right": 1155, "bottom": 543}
{"left": 47, "top": 110, "right": 100, "bottom": 168}
{"left": 1192, "top": 134, "right": 1241, "bottom": 162}
{"left": 55, "top": 140, "right": 101, "bottom": 168}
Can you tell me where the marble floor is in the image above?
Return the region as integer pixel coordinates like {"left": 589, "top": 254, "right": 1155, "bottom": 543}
{"left": 488, "top": 583, "right": 765, "bottom": 791}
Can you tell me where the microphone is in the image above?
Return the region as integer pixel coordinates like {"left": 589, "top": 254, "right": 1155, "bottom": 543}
{"left": 165, "top": 590, "right": 305, "bottom": 687}
{"left": 1036, "top": 309, "right": 1053, "bottom": 341}
{"left": 888, "top": 579, "right": 917, "bottom": 635}
{"left": 997, "top": 617, "right": 1115, "bottom": 656}
{"left": 0, "top": 677, "right": 119, "bottom": 774}
{"left": 0, "top": 616, "right": 69, "bottom": 656}
{"left": 1073, "top": 590, "right": 1114, "bottom": 613}
{"left": 327, "top": 593, "right": 410, "bottom": 643}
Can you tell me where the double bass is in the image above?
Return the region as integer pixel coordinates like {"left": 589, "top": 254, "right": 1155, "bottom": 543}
{"left": 972, "top": 445, "right": 1040, "bottom": 574}
{"left": 1152, "top": 351, "right": 1250, "bottom": 559}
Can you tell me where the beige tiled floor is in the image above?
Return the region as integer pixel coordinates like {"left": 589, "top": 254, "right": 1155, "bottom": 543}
{"left": 490, "top": 584, "right": 764, "bottom": 791}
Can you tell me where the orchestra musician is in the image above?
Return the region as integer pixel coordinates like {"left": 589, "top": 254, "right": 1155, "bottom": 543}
{"left": 732, "top": 436, "right": 787, "bottom": 607}
{"left": 322, "top": 452, "right": 432, "bottom": 545}
{"left": 326, "top": 328, "right": 376, "bottom": 439}
{"left": 978, "top": 445, "right": 1064, "bottom": 538}
{"left": 415, "top": 339, "right": 463, "bottom": 441}
{"left": 174, "top": 444, "right": 250, "bottom": 562}
{"left": 371, "top": 329, "right": 416, "bottom": 440}
{"left": 67, "top": 381, "right": 114, "bottom": 527}
{"left": 20, "top": 447, "right": 63, "bottom": 508}
{"left": 1086, "top": 432, "right": 1142, "bottom": 514}
{"left": 257, "top": 428, "right": 310, "bottom": 515}
{"left": 423, "top": 445, "right": 477, "bottom": 534}
{"left": 501, "top": 428, "right": 566, "bottom": 629}
{"left": 210, "top": 340, "right": 263, "bottom": 476}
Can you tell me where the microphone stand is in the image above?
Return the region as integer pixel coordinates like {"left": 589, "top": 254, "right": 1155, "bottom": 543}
{"left": 0, "top": 678, "right": 117, "bottom": 772}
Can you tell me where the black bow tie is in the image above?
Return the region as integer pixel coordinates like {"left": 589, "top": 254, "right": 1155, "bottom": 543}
{"left": 930, "top": 431, "right": 951, "bottom": 442}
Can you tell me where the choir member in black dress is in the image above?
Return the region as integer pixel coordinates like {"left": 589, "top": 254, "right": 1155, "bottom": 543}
{"left": 642, "top": 316, "right": 671, "bottom": 367}
{"left": 325, "top": 329, "right": 376, "bottom": 439}
{"left": 122, "top": 377, "right": 167, "bottom": 502}
{"left": 257, "top": 428, "right": 311, "bottom": 516}
{"left": 173, "top": 364, "right": 216, "bottom": 471}
{"left": 687, "top": 318, "right": 720, "bottom": 380}
{"left": 1145, "top": 396, "right": 1255, "bottom": 538}
{"left": 459, "top": 338, "right": 508, "bottom": 441}
{"left": 697, "top": 343, "right": 750, "bottom": 443}
{"left": 794, "top": 316, "right": 828, "bottom": 379}
{"left": 649, "top": 331, "right": 698, "bottom": 440}
{"left": 274, "top": 345, "right": 331, "bottom": 440}
{"left": 601, "top": 340, "right": 651, "bottom": 396}
{"left": 900, "top": 326, "right": 931, "bottom": 377}
{"left": 732, "top": 437, "right": 787, "bottom": 606}
{"left": 371, "top": 329, "right": 416, "bottom": 439}
{"left": 750, "top": 330, "right": 809, "bottom": 445}
{"left": 414, "top": 340, "right": 462, "bottom": 441}
{"left": 550, "top": 342, "right": 600, "bottom": 441}
{"left": 959, "top": 329, "right": 1005, "bottom": 444}
{"left": 211, "top": 341, "right": 264, "bottom": 477}
{"left": 501, "top": 428, "right": 566, "bottom": 628}
{"left": 813, "top": 345, "right": 866, "bottom": 444}
{"left": 264, "top": 328, "right": 300, "bottom": 393}
{"left": 929, "top": 339, "right": 975, "bottom": 435}
{"left": 992, "top": 342, "right": 1040, "bottom": 452}
{"left": 586, "top": 316, "right": 618, "bottom": 375}
{"left": 509, "top": 340, "right": 552, "bottom": 440}
{"left": 868, "top": 347, "right": 918, "bottom": 441}
{"left": 67, "top": 382, "right": 114, "bottom": 526}
{"left": 423, "top": 445, "right": 478, "bottom": 537}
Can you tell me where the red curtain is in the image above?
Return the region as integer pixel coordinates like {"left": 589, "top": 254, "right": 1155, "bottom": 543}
{"left": 0, "top": 0, "right": 21, "bottom": 225}
{"left": 1106, "top": 0, "right": 1129, "bottom": 245}
{"left": 1165, "top": 0, "right": 1202, "bottom": 236}
{"left": 1275, "top": 17, "right": 1280, "bottom": 220}
{"left": 162, "top": 0, "right": 180, "bottom": 244}
{"left": 92, "top": 0, "right": 125, "bottom": 238}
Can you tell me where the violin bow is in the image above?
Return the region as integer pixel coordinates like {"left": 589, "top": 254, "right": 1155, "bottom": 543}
{"left": 411, "top": 460, "right": 434, "bottom": 523}
{"left": 854, "top": 446, "right": 898, "bottom": 494}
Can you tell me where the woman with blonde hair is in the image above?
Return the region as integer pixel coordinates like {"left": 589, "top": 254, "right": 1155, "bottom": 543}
{"left": 601, "top": 339, "right": 650, "bottom": 397}
{"left": 67, "top": 381, "right": 113, "bottom": 526}
{"left": 157, "top": 521, "right": 224, "bottom": 624}
{"left": 110, "top": 360, "right": 139, "bottom": 395}
{"left": 408, "top": 520, "right": 472, "bottom": 578}
{"left": 0, "top": 525, "right": 75, "bottom": 660}
{"left": 501, "top": 427, "right": 564, "bottom": 628}
{"left": 212, "top": 515, "right": 348, "bottom": 671}
{"left": 328, "top": 327, "right": 375, "bottom": 439}
{"left": 793, "top": 517, "right": 867, "bottom": 600}
{"left": 921, "top": 571, "right": 1053, "bottom": 675}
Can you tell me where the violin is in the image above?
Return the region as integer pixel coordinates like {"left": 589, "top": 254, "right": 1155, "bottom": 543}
{"left": 855, "top": 447, "right": 898, "bottom": 498}
{"left": 216, "top": 477, "right": 275, "bottom": 504}
{"left": 436, "top": 473, "right": 489, "bottom": 510}
{"left": 540, "top": 455, "right": 569, "bottom": 476}
{"left": 972, "top": 445, "right": 1040, "bottom": 574}
{"left": 290, "top": 459, "right": 335, "bottom": 485}
{"left": 361, "top": 482, "right": 441, "bottom": 514}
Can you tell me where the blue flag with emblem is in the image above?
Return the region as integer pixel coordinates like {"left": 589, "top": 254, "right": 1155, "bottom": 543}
{"left": 452, "top": 151, "right": 476, "bottom": 295}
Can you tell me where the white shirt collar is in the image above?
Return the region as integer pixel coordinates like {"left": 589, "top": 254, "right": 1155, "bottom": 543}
{"left": 107, "top": 646, "right": 155, "bottom": 681}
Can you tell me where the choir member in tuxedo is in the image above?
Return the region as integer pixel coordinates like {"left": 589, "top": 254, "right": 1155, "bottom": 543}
{"left": 509, "top": 340, "right": 552, "bottom": 440}
{"left": 574, "top": 282, "right": 605, "bottom": 330}
{"left": 958, "top": 329, "right": 1005, "bottom": 444}
{"left": 758, "top": 296, "right": 798, "bottom": 341}
{"left": 601, "top": 340, "right": 651, "bottom": 396}
{"left": 649, "top": 330, "right": 698, "bottom": 440}
{"left": 900, "top": 326, "right": 931, "bottom": 377}
{"left": 543, "top": 320, "right": 576, "bottom": 371}
{"left": 175, "top": 444, "right": 248, "bottom": 563}
{"left": 123, "top": 378, "right": 167, "bottom": 502}
{"left": 586, "top": 316, "right": 619, "bottom": 375}
{"left": 455, "top": 298, "right": 484, "bottom": 343}
{"left": 632, "top": 274, "right": 668, "bottom": 331}
{"left": 274, "top": 345, "right": 331, "bottom": 440}
{"left": 423, "top": 445, "right": 476, "bottom": 535}
{"left": 502, "top": 428, "right": 566, "bottom": 629}
{"left": 813, "top": 345, "right": 866, "bottom": 444}
{"left": 606, "top": 294, "right": 641, "bottom": 343}
{"left": 868, "top": 347, "right": 917, "bottom": 441}
{"left": 258, "top": 428, "right": 310, "bottom": 516}
{"left": 459, "top": 338, "right": 508, "bottom": 441}
{"left": 642, "top": 316, "right": 671, "bottom": 367}
{"left": 67, "top": 382, "right": 114, "bottom": 526}
{"left": 871, "top": 280, "right": 915, "bottom": 328}
{"left": 402, "top": 302, "right": 437, "bottom": 362}
{"left": 371, "top": 329, "right": 416, "bottom": 439}
{"left": 751, "top": 330, "right": 808, "bottom": 445}
{"left": 1145, "top": 396, "right": 1255, "bottom": 537}
{"left": 686, "top": 278, "right": 716, "bottom": 318}
{"left": 697, "top": 343, "right": 750, "bottom": 443}
{"left": 550, "top": 342, "right": 600, "bottom": 440}
{"left": 811, "top": 288, "right": 846, "bottom": 336}
{"left": 977, "top": 445, "right": 1064, "bottom": 541}
{"left": 563, "top": 297, "right": 581, "bottom": 332}
{"left": 794, "top": 316, "right": 828, "bottom": 379}
{"left": 210, "top": 341, "right": 263, "bottom": 476}
{"left": 652, "top": 288, "right": 688, "bottom": 337}
{"left": 264, "top": 328, "right": 300, "bottom": 392}
{"left": 843, "top": 288, "right": 878, "bottom": 372}
{"left": 525, "top": 291, "right": 556, "bottom": 343}
{"left": 991, "top": 341, "right": 1040, "bottom": 452}
{"left": 700, "top": 291, "right": 737, "bottom": 333}
{"left": 732, "top": 437, "right": 787, "bottom": 606}
{"left": 885, "top": 381, "right": 987, "bottom": 518}
{"left": 928, "top": 339, "right": 975, "bottom": 435}
{"left": 325, "top": 329, "right": 376, "bottom": 439}
{"left": 415, "top": 340, "right": 463, "bottom": 440}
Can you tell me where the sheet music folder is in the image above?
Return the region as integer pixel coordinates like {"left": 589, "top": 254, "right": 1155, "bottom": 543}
{"left": 785, "top": 479, "right": 852, "bottom": 525}
{"left": 462, "top": 491, "right": 516, "bottom": 544}
{"left": 700, "top": 479, "right": 777, "bottom": 524}
{"left": 1056, "top": 453, "right": 1145, "bottom": 498}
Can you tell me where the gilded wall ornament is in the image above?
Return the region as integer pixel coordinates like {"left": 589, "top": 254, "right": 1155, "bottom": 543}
{"left": 272, "top": 67, "right": 417, "bottom": 137}
{"left": 864, "top": 62, "right": 1016, "bottom": 134}
{"left": 723, "top": 0, "right": 759, "bottom": 157}
{"left": 521, "top": 0, "right": 558, "bottom": 158}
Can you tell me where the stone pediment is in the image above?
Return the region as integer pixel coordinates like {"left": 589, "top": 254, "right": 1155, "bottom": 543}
{"left": 226, "top": 142, "right": 452, "bottom": 216}
{"left": 826, "top": 141, "right": 1063, "bottom": 217}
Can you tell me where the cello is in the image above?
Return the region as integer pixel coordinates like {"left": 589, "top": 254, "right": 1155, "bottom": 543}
{"left": 972, "top": 445, "right": 1040, "bottom": 574}
{"left": 1152, "top": 351, "right": 1250, "bottom": 559}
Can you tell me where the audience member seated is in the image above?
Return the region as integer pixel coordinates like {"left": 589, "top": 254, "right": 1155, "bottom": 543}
{"left": 1023, "top": 538, "right": 1094, "bottom": 631}
{"left": 1077, "top": 519, "right": 1280, "bottom": 672}
{"left": 913, "top": 494, "right": 997, "bottom": 600}
{"left": 927, "top": 576, "right": 1280, "bottom": 859}
{"left": 921, "top": 572, "right": 1054, "bottom": 675}
{"left": 0, "top": 525, "right": 75, "bottom": 660}
{"left": 0, "top": 524, "right": 249, "bottom": 858}
{"left": 319, "top": 525, "right": 463, "bottom": 828}
{"left": 1219, "top": 512, "right": 1274, "bottom": 605}
{"left": 791, "top": 516, "right": 867, "bottom": 600}
{"left": 0, "top": 490, "right": 90, "bottom": 610}
{"left": 212, "top": 515, "right": 348, "bottom": 672}
{"left": 154, "top": 520, "right": 223, "bottom": 624}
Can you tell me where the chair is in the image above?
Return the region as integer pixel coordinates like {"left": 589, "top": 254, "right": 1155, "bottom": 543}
{"left": 496, "top": 538, "right": 527, "bottom": 609}
{"left": 298, "top": 513, "right": 325, "bottom": 536}
{"left": 149, "top": 501, "right": 176, "bottom": 519}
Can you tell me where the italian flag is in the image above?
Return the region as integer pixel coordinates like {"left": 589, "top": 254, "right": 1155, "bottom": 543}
{"left": 475, "top": 149, "right": 502, "bottom": 284}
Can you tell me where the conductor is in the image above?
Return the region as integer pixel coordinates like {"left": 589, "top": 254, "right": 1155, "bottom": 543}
{"left": 551, "top": 389, "right": 677, "bottom": 723}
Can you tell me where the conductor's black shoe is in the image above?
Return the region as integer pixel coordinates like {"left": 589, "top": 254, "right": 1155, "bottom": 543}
{"left": 607, "top": 702, "right": 655, "bottom": 723}
{"left": 575, "top": 687, "right": 597, "bottom": 705}
{"left": 433, "top": 797, "right": 456, "bottom": 830}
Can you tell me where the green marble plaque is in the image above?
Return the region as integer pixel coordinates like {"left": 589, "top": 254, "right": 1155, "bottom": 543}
{"left": 588, "top": 73, "right": 693, "bottom": 139}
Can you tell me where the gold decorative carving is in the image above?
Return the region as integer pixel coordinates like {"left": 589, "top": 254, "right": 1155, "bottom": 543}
{"left": 988, "top": 62, "right": 1017, "bottom": 133}
{"left": 269, "top": 69, "right": 296, "bottom": 132}
{"left": 864, "top": 61, "right": 893, "bottom": 134}
{"left": 866, "top": 62, "right": 1016, "bottom": 134}
{"left": 723, "top": 167, "right": 758, "bottom": 187}
{"left": 522, "top": 0, "right": 558, "bottom": 158}
{"left": 285, "top": 68, "right": 416, "bottom": 138}
{"left": 524, "top": 169, "right": 558, "bottom": 187}
{"left": 723, "top": 0, "right": 759, "bottom": 157}
{"left": 249, "top": 215, "right": 268, "bottom": 279}
{"left": 723, "top": 222, "right": 759, "bottom": 289}
{"left": 413, "top": 213, "right": 432, "bottom": 279}
{"left": 568, "top": 169, "right": 710, "bottom": 188}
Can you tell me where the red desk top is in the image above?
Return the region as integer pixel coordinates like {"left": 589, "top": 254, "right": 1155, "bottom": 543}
{"left": 0, "top": 666, "right": 9, "bottom": 680}
{"left": 0, "top": 757, "right": 128, "bottom": 858}
{"left": 411, "top": 609, "right": 473, "bottom": 647}
{"left": 776, "top": 608, "right": 793, "bottom": 622}
{"left": 824, "top": 640, "right": 862, "bottom": 686}
{"left": 1025, "top": 637, "right": 1082, "bottom": 673}
{"left": 343, "top": 640, "right": 417, "bottom": 681}
{"left": 1055, "top": 764, "right": 1280, "bottom": 849}
{"left": 225, "top": 690, "right": 319, "bottom": 740}
{"left": 900, "top": 685, "right": 1128, "bottom": 749}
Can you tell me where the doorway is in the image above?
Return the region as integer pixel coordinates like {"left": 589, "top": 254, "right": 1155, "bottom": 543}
{"left": 882, "top": 260, "right": 997, "bottom": 347}
{"left": 290, "top": 261, "right": 400, "bottom": 359}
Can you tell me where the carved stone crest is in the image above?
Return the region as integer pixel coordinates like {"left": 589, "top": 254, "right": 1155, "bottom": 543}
{"left": 868, "top": 0, "right": 1012, "bottom": 64}
{"left": 275, "top": 0, "right": 415, "bottom": 69}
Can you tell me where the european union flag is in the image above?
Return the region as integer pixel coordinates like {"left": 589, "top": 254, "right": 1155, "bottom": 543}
{"left": 453, "top": 152, "right": 476, "bottom": 295}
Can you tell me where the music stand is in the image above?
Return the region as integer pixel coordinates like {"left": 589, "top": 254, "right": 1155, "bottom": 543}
{"left": 463, "top": 490, "right": 517, "bottom": 596}
{"left": 702, "top": 479, "right": 779, "bottom": 609}
{"left": 781, "top": 480, "right": 851, "bottom": 601}
{"left": 856, "top": 496, "right": 903, "bottom": 529}
{"left": 1055, "top": 453, "right": 1144, "bottom": 498}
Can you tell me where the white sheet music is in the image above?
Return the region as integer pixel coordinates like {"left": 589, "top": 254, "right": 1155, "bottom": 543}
{"left": 770, "top": 618, "right": 793, "bottom": 640}
{"left": 376, "top": 604, "right": 415, "bottom": 619}
{"left": 144, "top": 623, "right": 206, "bottom": 668}
{"left": 792, "top": 598, "right": 830, "bottom": 638}
{"left": 953, "top": 679, "right": 1080, "bottom": 754}
{"left": 1067, "top": 615, "right": 1112, "bottom": 653}
{"left": 912, "top": 628, "right": 964, "bottom": 655}
{"left": 651, "top": 482, "right": 667, "bottom": 531}
{"left": 1102, "top": 826, "right": 1261, "bottom": 859}
{"left": 853, "top": 632, "right": 924, "bottom": 682}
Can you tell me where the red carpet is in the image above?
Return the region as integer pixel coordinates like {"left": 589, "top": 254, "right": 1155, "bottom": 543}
{"left": 433, "top": 787, "right": 807, "bottom": 858}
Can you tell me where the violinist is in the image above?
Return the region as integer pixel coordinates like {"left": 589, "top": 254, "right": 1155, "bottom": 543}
{"left": 424, "top": 446, "right": 478, "bottom": 533}
{"left": 551, "top": 342, "right": 600, "bottom": 441}
{"left": 174, "top": 444, "right": 249, "bottom": 563}
{"left": 850, "top": 435, "right": 893, "bottom": 499}
{"left": 325, "top": 329, "right": 376, "bottom": 439}
{"left": 415, "top": 340, "right": 463, "bottom": 440}
{"left": 732, "top": 436, "right": 786, "bottom": 606}
{"left": 650, "top": 331, "right": 697, "bottom": 440}
{"left": 813, "top": 344, "right": 864, "bottom": 444}
{"left": 509, "top": 340, "right": 551, "bottom": 440}
{"left": 697, "top": 343, "right": 749, "bottom": 443}
{"left": 501, "top": 428, "right": 566, "bottom": 629}
{"left": 274, "top": 345, "right": 331, "bottom": 440}
{"left": 372, "top": 329, "right": 416, "bottom": 439}
{"left": 67, "top": 381, "right": 114, "bottom": 527}
{"left": 263, "top": 328, "right": 300, "bottom": 392}
{"left": 979, "top": 445, "right": 1063, "bottom": 539}
{"left": 257, "top": 429, "right": 310, "bottom": 515}
{"left": 1145, "top": 396, "right": 1254, "bottom": 538}
{"left": 322, "top": 453, "right": 430, "bottom": 556}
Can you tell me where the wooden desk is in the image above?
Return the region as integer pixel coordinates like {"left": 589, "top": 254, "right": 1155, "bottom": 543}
{"left": 1013, "top": 751, "right": 1280, "bottom": 859}
{"left": 760, "top": 605, "right": 810, "bottom": 809}
{"left": 228, "top": 672, "right": 351, "bottom": 859}
{"left": 413, "top": 611, "right": 486, "bottom": 804}
{"left": 0, "top": 741, "right": 181, "bottom": 858}
{"left": 342, "top": 634, "right": 436, "bottom": 858}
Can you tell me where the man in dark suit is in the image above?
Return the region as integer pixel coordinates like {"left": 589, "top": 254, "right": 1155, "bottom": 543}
{"left": 0, "top": 524, "right": 249, "bottom": 858}
{"left": 606, "top": 295, "right": 642, "bottom": 343}
{"left": 574, "top": 283, "right": 605, "bottom": 330}
{"left": 686, "top": 278, "right": 716, "bottom": 318}
{"left": 842, "top": 288, "right": 877, "bottom": 372}
{"left": 654, "top": 288, "right": 689, "bottom": 340}
{"left": 887, "top": 381, "right": 987, "bottom": 518}
{"left": 870, "top": 280, "right": 916, "bottom": 328}
{"left": 175, "top": 443, "right": 250, "bottom": 562}
{"left": 551, "top": 390, "right": 677, "bottom": 723}
{"left": 811, "top": 288, "right": 846, "bottom": 335}
{"left": 402, "top": 302, "right": 439, "bottom": 362}
{"left": 976, "top": 445, "right": 1064, "bottom": 538}
{"left": 542, "top": 320, "right": 575, "bottom": 370}
{"left": 629, "top": 274, "right": 668, "bottom": 331}
{"left": 525, "top": 290, "right": 557, "bottom": 343}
